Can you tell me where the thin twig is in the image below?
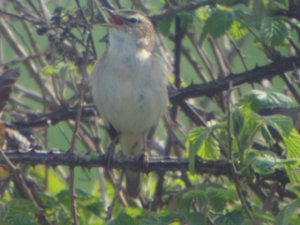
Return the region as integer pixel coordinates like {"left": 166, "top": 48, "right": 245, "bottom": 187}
{"left": 225, "top": 82, "right": 258, "bottom": 225}
{"left": 69, "top": 167, "right": 79, "bottom": 225}
{"left": 106, "top": 171, "right": 125, "bottom": 221}
{"left": 281, "top": 72, "right": 300, "bottom": 104}
{"left": 171, "top": 16, "right": 183, "bottom": 121}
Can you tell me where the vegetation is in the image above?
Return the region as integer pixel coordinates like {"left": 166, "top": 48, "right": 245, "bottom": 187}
{"left": 0, "top": 0, "right": 300, "bottom": 224}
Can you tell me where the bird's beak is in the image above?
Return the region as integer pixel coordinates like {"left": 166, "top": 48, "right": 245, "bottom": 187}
{"left": 104, "top": 8, "right": 124, "bottom": 27}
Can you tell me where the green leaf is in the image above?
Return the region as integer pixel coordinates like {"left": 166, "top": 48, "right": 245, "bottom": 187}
{"left": 5, "top": 199, "right": 38, "bottom": 225}
{"left": 269, "top": 0, "right": 289, "bottom": 10}
{"left": 199, "top": 8, "right": 234, "bottom": 45}
{"left": 181, "top": 189, "right": 206, "bottom": 209}
{"left": 84, "top": 201, "right": 102, "bottom": 217}
{"left": 247, "top": 149, "right": 298, "bottom": 176}
{"left": 274, "top": 199, "right": 300, "bottom": 225}
{"left": 261, "top": 125, "right": 276, "bottom": 146}
{"left": 241, "top": 90, "right": 294, "bottom": 112}
{"left": 157, "top": 15, "right": 173, "bottom": 36}
{"left": 207, "top": 188, "right": 235, "bottom": 212}
{"left": 214, "top": 210, "right": 245, "bottom": 225}
{"left": 56, "top": 189, "right": 71, "bottom": 207}
{"left": 260, "top": 17, "right": 288, "bottom": 46}
{"left": 232, "top": 107, "right": 263, "bottom": 152}
{"left": 185, "top": 212, "right": 206, "bottom": 225}
{"left": 107, "top": 212, "right": 136, "bottom": 225}
{"left": 227, "top": 20, "right": 248, "bottom": 40}
{"left": 42, "top": 65, "right": 60, "bottom": 76}
{"left": 125, "top": 209, "right": 179, "bottom": 225}
{"left": 186, "top": 127, "right": 220, "bottom": 173}
{"left": 282, "top": 129, "right": 300, "bottom": 159}
{"left": 198, "top": 133, "right": 220, "bottom": 159}
{"left": 251, "top": 152, "right": 281, "bottom": 175}
{"left": 178, "top": 185, "right": 235, "bottom": 214}
{"left": 178, "top": 11, "right": 195, "bottom": 33}
{"left": 123, "top": 208, "right": 144, "bottom": 218}
{"left": 42, "top": 62, "right": 78, "bottom": 77}
{"left": 282, "top": 129, "right": 300, "bottom": 183}
{"left": 265, "top": 115, "right": 293, "bottom": 138}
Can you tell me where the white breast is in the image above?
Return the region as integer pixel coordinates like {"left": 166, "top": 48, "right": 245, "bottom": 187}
{"left": 91, "top": 46, "right": 168, "bottom": 134}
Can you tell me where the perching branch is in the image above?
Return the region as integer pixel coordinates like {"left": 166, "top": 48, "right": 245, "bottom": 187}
{"left": 7, "top": 55, "right": 300, "bottom": 130}
{"left": 0, "top": 150, "right": 289, "bottom": 184}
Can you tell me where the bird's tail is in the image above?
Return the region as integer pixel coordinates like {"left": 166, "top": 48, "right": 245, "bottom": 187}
{"left": 119, "top": 133, "right": 145, "bottom": 198}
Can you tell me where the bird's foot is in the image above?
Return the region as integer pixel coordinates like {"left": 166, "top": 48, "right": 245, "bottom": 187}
{"left": 106, "top": 140, "right": 117, "bottom": 169}
{"left": 140, "top": 152, "right": 149, "bottom": 172}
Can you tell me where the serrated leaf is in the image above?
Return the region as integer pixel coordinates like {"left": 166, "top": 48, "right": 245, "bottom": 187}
{"left": 142, "top": 211, "right": 180, "bottom": 225}
{"left": 107, "top": 212, "right": 135, "bottom": 225}
{"left": 199, "top": 8, "right": 234, "bottom": 45}
{"left": 182, "top": 189, "right": 206, "bottom": 201}
{"left": 282, "top": 129, "right": 300, "bottom": 158}
{"left": 269, "top": 0, "right": 289, "bottom": 10}
{"left": 186, "top": 127, "right": 220, "bottom": 173}
{"left": 265, "top": 115, "right": 293, "bottom": 138}
{"left": 214, "top": 210, "right": 245, "bottom": 225}
{"left": 227, "top": 20, "right": 248, "bottom": 40}
{"left": 241, "top": 90, "right": 294, "bottom": 112}
{"left": 84, "top": 202, "right": 102, "bottom": 217}
{"left": 274, "top": 199, "right": 300, "bottom": 225}
{"left": 232, "top": 107, "right": 263, "bottom": 152}
{"left": 157, "top": 15, "right": 174, "bottom": 36}
{"left": 282, "top": 129, "right": 300, "bottom": 183}
{"left": 252, "top": 153, "right": 281, "bottom": 175}
{"left": 207, "top": 188, "right": 235, "bottom": 212}
{"left": 240, "top": 12, "right": 262, "bottom": 29}
{"left": 178, "top": 11, "right": 195, "bottom": 33}
{"left": 123, "top": 208, "right": 144, "bottom": 218}
{"left": 260, "top": 17, "right": 288, "bottom": 46}
{"left": 56, "top": 189, "right": 71, "bottom": 206}
{"left": 261, "top": 125, "right": 276, "bottom": 146}
{"left": 5, "top": 199, "right": 38, "bottom": 225}
{"left": 42, "top": 65, "right": 60, "bottom": 76}
{"left": 42, "top": 62, "right": 77, "bottom": 77}
{"left": 186, "top": 212, "right": 206, "bottom": 225}
{"left": 199, "top": 134, "right": 220, "bottom": 159}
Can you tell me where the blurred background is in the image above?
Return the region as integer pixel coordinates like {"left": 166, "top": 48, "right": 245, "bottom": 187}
{"left": 0, "top": 0, "right": 300, "bottom": 224}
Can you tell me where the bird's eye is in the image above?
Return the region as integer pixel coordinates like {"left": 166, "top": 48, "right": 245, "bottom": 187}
{"left": 124, "top": 17, "right": 140, "bottom": 24}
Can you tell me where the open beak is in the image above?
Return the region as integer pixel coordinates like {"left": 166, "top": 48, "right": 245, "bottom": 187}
{"left": 104, "top": 8, "right": 124, "bottom": 27}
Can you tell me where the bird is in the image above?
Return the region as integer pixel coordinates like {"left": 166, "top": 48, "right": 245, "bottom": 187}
{"left": 91, "top": 9, "right": 169, "bottom": 197}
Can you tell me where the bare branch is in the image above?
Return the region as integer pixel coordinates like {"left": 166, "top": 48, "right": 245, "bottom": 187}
{"left": 171, "top": 56, "right": 300, "bottom": 102}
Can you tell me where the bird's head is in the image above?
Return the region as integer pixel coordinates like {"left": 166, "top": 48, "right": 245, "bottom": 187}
{"left": 105, "top": 9, "right": 156, "bottom": 51}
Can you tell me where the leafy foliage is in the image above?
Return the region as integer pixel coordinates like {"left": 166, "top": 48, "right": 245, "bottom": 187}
{"left": 241, "top": 90, "right": 294, "bottom": 112}
{"left": 274, "top": 199, "right": 300, "bottom": 225}
{"left": 187, "top": 125, "right": 220, "bottom": 172}
{"left": 0, "top": 199, "right": 38, "bottom": 225}
{"left": 199, "top": 8, "right": 234, "bottom": 44}
{"left": 1, "top": 0, "right": 300, "bottom": 224}
{"left": 260, "top": 17, "right": 288, "bottom": 46}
